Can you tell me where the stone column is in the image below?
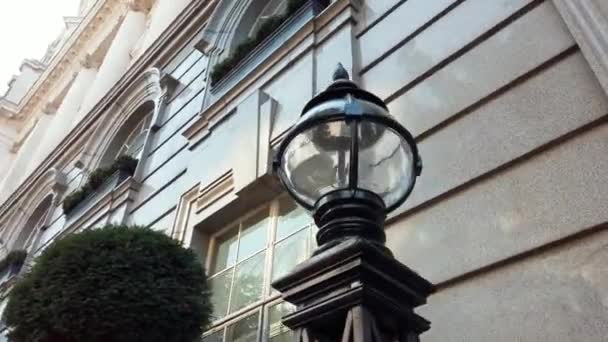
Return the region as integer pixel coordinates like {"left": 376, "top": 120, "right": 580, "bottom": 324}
{"left": 32, "top": 56, "right": 100, "bottom": 167}
{"left": 78, "top": 1, "right": 149, "bottom": 118}
{"left": 136, "top": 0, "right": 189, "bottom": 56}
{"left": 0, "top": 113, "right": 54, "bottom": 200}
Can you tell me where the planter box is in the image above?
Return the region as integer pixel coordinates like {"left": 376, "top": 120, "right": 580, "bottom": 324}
{"left": 65, "top": 170, "right": 132, "bottom": 222}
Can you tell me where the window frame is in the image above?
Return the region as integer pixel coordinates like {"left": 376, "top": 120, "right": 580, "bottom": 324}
{"left": 203, "top": 195, "right": 316, "bottom": 341}
{"left": 115, "top": 112, "right": 153, "bottom": 160}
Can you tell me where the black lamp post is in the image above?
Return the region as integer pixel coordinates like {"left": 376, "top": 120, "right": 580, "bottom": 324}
{"left": 272, "top": 64, "right": 434, "bottom": 342}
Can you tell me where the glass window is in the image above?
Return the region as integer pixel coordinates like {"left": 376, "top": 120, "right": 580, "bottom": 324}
{"left": 208, "top": 207, "right": 271, "bottom": 319}
{"left": 272, "top": 229, "right": 308, "bottom": 282}
{"left": 276, "top": 198, "right": 309, "bottom": 241}
{"left": 268, "top": 302, "right": 295, "bottom": 342}
{"left": 226, "top": 313, "right": 260, "bottom": 342}
{"left": 213, "top": 228, "right": 239, "bottom": 273}
{"left": 202, "top": 330, "right": 223, "bottom": 342}
{"left": 204, "top": 197, "right": 316, "bottom": 341}
{"left": 116, "top": 113, "right": 152, "bottom": 160}
{"left": 230, "top": 252, "right": 265, "bottom": 312}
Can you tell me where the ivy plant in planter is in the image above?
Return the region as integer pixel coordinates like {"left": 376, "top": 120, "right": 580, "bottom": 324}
{"left": 62, "top": 155, "right": 138, "bottom": 215}
{"left": 4, "top": 224, "right": 212, "bottom": 342}
{"left": 209, "top": 0, "right": 309, "bottom": 86}
{"left": 0, "top": 250, "right": 27, "bottom": 275}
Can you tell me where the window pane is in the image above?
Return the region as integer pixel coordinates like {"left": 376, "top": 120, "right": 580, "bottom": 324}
{"left": 209, "top": 270, "right": 233, "bottom": 320}
{"left": 230, "top": 252, "right": 265, "bottom": 313}
{"left": 277, "top": 198, "right": 311, "bottom": 241}
{"left": 280, "top": 121, "right": 353, "bottom": 207}
{"left": 226, "top": 312, "right": 259, "bottom": 342}
{"left": 272, "top": 229, "right": 308, "bottom": 282}
{"left": 213, "top": 228, "right": 239, "bottom": 273}
{"left": 238, "top": 210, "right": 269, "bottom": 262}
{"left": 202, "top": 330, "right": 223, "bottom": 342}
{"left": 268, "top": 302, "right": 295, "bottom": 342}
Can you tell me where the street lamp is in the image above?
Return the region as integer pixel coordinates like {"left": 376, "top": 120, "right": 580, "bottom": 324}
{"left": 272, "top": 64, "right": 434, "bottom": 342}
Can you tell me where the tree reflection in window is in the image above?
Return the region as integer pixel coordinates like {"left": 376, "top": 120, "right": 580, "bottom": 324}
{"left": 204, "top": 197, "right": 316, "bottom": 341}
{"left": 116, "top": 113, "right": 152, "bottom": 160}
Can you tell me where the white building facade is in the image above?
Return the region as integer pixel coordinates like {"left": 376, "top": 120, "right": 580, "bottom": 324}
{"left": 0, "top": 0, "right": 607, "bottom": 341}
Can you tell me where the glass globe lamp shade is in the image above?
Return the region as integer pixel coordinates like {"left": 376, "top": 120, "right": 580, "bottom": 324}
{"left": 274, "top": 65, "right": 421, "bottom": 214}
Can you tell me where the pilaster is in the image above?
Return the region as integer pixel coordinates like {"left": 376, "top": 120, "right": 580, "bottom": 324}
{"left": 553, "top": 0, "right": 608, "bottom": 95}
{"left": 78, "top": 6, "right": 147, "bottom": 117}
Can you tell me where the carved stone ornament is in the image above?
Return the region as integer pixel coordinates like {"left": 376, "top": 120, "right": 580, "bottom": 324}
{"left": 128, "top": 0, "right": 155, "bottom": 13}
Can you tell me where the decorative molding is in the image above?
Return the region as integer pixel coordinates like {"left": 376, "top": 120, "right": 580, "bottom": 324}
{"left": 129, "top": 0, "right": 155, "bottom": 13}
{"left": 78, "top": 67, "right": 166, "bottom": 171}
{"left": 196, "top": 170, "right": 234, "bottom": 214}
{"left": 171, "top": 183, "right": 200, "bottom": 243}
{"left": 9, "top": 0, "right": 125, "bottom": 120}
{"left": 46, "top": 168, "right": 69, "bottom": 206}
{"left": 42, "top": 102, "right": 59, "bottom": 115}
{"left": 151, "top": 72, "right": 180, "bottom": 131}
{"left": 553, "top": 0, "right": 608, "bottom": 95}
{"left": 81, "top": 53, "right": 103, "bottom": 69}
{"left": 10, "top": 118, "right": 39, "bottom": 152}
{"left": 2, "top": 168, "right": 67, "bottom": 247}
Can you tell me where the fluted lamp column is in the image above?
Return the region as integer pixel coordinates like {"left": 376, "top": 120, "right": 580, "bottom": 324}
{"left": 271, "top": 64, "right": 434, "bottom": 342}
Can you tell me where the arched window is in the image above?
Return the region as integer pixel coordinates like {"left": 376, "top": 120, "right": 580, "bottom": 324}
{"left": 115, "top": 112, "right": 152, "bottom": 160}
{"left": 230, "top": 0, "right": 290, "bottom": 50}
{"left": 246, "top": 0, "right": 289, "bottom": 38}
{"left": 97, "top": 102, "right": 154, "bottom": 168}
{"left": 14, "top": 195, "right": 53, "bottom": 253}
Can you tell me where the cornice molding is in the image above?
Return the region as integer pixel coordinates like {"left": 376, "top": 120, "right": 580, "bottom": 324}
{"left": 553, "top": 0, "right": 608, "bottom": 95}
{"left": 20, "top": 59, "right": 47, "bottom": 72}
{"left": 42, "top": 102, "right": 59, "bottom": 115}
{"left": 0, "top": 0, "right": 218, "bottom": 223}
{"left": 81, "top": 53, "right": 103, "bottom": 69}
{"left": 129, "top": 0, "right": 155, "bottom": 13}
{"left": 8, "top": 0, "right": 125, "bottom": 121}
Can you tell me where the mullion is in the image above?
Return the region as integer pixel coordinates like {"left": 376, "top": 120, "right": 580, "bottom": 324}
{"left": 225, "top": 221, "right": 243, "bottom": 317}
{"left": 273, "top": 222, "right": 312, "bottom": 245}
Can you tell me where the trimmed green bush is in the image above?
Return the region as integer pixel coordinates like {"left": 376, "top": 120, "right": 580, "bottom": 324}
{"left": 210, "top": 0, "right": 309, "bottom": 86}
{"left": 62, "top": 155, "right": 138, "bottom": 215}
{"left": 0, "top": 250, "right": 27, "bottom": 273}
{"left": 4, "top": 225, "right": 212, "bottom": 342}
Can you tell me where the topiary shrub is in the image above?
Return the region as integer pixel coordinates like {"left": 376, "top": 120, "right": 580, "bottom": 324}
{"left": 209, "top": 0, "right": 312, "bottom": 86}
{"left": 62, "top": 155, "right": 138, "bottom": 215}
{"left": 4, "top": 224, "right": 212, "bottom": 342}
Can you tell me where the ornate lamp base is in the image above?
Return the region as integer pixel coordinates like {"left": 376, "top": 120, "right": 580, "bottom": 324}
{"left": 272, "top": 238, "right": 434, "bottom": 342}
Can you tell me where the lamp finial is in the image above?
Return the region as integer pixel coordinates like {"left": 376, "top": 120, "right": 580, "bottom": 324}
{"left": 333, "top": 63, "right": 350, "bottom": 81}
